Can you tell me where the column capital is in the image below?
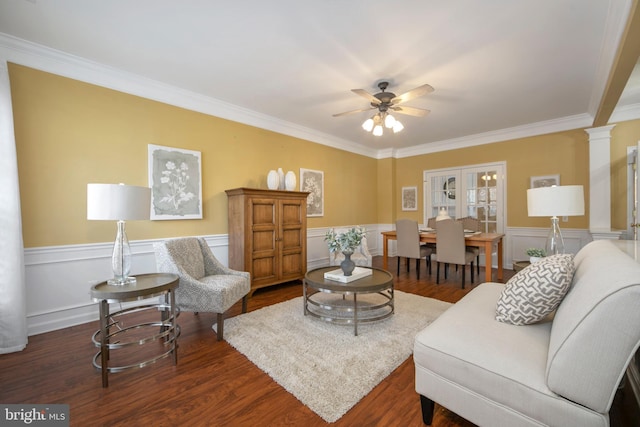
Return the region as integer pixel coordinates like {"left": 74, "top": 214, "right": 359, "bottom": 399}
{"left": 585, "top": 124, "right": 616, "bottom": 140}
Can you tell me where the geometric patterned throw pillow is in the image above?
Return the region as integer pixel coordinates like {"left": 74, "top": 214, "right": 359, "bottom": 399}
{"left": 495, "top": 254, "right": 575, "bottom": 325}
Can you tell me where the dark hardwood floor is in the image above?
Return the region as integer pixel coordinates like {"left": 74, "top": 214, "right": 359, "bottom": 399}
{"left": 1, "top": 256, "right": 638, "bottom": 426}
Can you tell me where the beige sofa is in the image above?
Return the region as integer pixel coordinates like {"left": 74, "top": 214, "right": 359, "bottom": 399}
{"left": 414, "top": 239, "right": 640, "bottom": 427}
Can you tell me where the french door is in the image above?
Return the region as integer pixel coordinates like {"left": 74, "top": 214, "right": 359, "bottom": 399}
{"left": 423, "top": 162, "right": 505, "bottom": 234}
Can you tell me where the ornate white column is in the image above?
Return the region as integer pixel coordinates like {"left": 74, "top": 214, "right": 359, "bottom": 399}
{"left": 585, "top": 125, "right": 622, "bottom": 240}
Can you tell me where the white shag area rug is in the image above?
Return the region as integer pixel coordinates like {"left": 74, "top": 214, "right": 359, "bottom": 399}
{"left": 223, "top": 290, "right": 452, "bottom": 423}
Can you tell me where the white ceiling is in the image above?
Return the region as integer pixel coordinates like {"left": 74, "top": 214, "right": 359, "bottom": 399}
{"left": 1, "top": 0, "right": 639, "bottom": 157}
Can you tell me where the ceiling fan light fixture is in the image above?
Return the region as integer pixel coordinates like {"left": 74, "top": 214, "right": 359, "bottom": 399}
{"left": 384, "top": 113, "right": 396, "bottom": 128}
{"left": 334, "top": 81, "right": 433, "bottom": 137}
{"left": 362, "top": 117, "right": 374, "bottom": 132}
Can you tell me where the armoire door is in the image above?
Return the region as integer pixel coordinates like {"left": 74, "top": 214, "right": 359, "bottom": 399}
{"left": 249, "top": 197, "right": 278, "bottom": 287}
{"left": 278, "top": 198, "right": 306, "bottom": 281}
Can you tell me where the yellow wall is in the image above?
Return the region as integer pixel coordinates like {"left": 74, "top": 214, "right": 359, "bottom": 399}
{"left": 9, "top": 64, "right": 378, "bottom": 248}
{"left": 9, "top": 64, "right": 639, "bottom": 249}
{"left": 395, "top": 129, "right": 591, "bottom": 229}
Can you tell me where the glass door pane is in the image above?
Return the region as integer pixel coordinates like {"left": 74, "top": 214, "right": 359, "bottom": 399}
{"left": 427, "top": 172, "right": 460, "bottom": 221}
{"left": 465, "top": 170, "right": 499, "bottom": 233}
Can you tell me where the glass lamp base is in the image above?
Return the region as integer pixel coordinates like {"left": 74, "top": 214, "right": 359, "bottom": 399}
{"left": 107, "top": 276, "right": 137, "bottom": 286}
{"left": 545, "top": 216, "right": 565, "bottom": 256}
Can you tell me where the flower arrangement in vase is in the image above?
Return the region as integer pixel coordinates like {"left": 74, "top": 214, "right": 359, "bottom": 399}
{"left": 526, "top": 247, "right": 546, "bottom": 263}
{"left": 325, "top": 226, "right": 366, "bottom": 276}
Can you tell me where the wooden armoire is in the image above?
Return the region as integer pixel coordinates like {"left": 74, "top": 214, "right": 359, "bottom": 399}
{"left": 225, "top": 188, "right": 309, "bottom": 297}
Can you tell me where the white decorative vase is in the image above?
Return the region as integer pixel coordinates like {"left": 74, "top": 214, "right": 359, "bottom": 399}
{"left": 277, "top": 168, "right": 285, "bottom": 190}
{"left": 267, "top": 170, "right": 279, "bottom": 190}
{"left": 285, "top": 171, "right": 296, "bottom": 191}
{"left": 529, "top": 256, "right": 542, "bottom": 264}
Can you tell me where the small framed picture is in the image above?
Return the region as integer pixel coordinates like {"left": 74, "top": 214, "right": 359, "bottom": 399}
{"left": 402, "top": 186, "right": 418, "bottom": 211}
{"left": 300, "top": 168, "right": 324, "bottom": 217}
{"left": 148, "top": 144, "right": 203, "bottom": 220}
{"left": 530, "top": 174, "right": 560, "bottom": 189}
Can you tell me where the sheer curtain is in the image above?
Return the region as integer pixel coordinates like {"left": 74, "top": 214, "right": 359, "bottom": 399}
{"left": 0, "top": 59, "right": 27, "bottom": 353}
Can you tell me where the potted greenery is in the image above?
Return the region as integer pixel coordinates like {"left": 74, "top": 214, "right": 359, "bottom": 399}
{"left": 526, "top": 247, "right": 546, "bottom": 264}
{"left": 325, "top": 226, "right": 366, "bottom": 276}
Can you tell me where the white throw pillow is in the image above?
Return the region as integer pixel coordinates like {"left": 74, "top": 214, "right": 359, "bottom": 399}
{"left": 495, "top": 254, "right": 575, "bottom": 325}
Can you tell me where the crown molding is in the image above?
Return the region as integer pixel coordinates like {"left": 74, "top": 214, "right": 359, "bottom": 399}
{"left": 609, "top": 102, "right": 640, "bottom": 123}
{"left": 394, "top": 113, "right": 594, "bottom": 158}
{"left": 0, "top": 32, "right": 380, "bottom": 159}
{"left": 1, "top": 31, "right": 636, "bottom": 162}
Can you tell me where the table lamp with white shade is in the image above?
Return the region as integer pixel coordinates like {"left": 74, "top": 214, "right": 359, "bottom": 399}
{"left": 527, "top": 185, "right": 584, "bottom": 255}
{"left": 87, "top": 183, "right": 151, "bottom": 286}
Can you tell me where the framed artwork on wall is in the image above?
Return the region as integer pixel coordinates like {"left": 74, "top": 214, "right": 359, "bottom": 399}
{"left": 300, "top": 168, "right": 324, "bottom": 217}
{"left": 530, "top": 174, "right": 560, "bottom": 189}
{"left": 148, "top": 144, "right": 203, "bottom": 220}
{"left": 402, "top": 186, "right": 418, "bottom": 211}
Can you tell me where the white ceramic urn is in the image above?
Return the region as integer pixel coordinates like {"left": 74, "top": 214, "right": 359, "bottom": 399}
{"left": 285, "top": 171, "right": 296, "bottom": 191}
{"left": 277, "top": 168, "right": 285, "bottom": 190}
{"left": 267, "top": 170, "right": 279, "bottom": 190}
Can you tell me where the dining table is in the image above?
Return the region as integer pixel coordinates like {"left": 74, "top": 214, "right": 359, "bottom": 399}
{"left": 380, "top": 230, "right": 505, "bottom": 282}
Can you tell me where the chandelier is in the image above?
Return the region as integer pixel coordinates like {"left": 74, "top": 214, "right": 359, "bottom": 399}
{"left": 361, "top": 112, "right": 404, "bottom": 136}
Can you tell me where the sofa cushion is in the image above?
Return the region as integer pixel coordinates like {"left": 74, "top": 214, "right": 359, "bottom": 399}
{"left": 546, "top": 240, "right": 640, "bottom": 413}
{"left": 495, "top": 254, "right": 574, "bottom": 325}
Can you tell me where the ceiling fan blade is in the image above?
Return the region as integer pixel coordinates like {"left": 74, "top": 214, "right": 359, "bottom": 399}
{"left": 391, "top": 84, "right": 434, "bottom": 105}
{"left": 390, "top": 105, "right": 431, "bottom": 117}
{"left": 351, "top": 88, "right": 382, "bottom": 105}
{"left": 332, "top": 106, "right": 376, "bottom": 117}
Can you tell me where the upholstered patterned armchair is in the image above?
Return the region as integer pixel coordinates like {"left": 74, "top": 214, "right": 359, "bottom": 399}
{"left": 154, "top": 237, "right": 250, "bottom": 341}
{"left": 329, "top": 232, "right": 373, "bottom": 267}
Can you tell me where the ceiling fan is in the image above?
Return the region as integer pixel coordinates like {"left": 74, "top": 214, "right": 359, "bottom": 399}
{"left": 333, "top": 81, "right": 434, "bottom": 135}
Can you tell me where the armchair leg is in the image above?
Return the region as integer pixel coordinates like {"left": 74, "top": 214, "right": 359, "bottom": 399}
{"left": 461, "top": 267, "right": 466, "bottom": 289}
{"left": 216, "top": 313, "right": 224, "bottom": 341}
{"left": 242, "top": 295, "right": 248, "bottom": 313}
{"left": 436, "top": 262, "right": 440, "bottom": 284}
{"left": 416, "top": 258, "right": 421, "bottom": 280}
{"left": 397, "top": 257, "right": 401, "bottom": 276}
{"left": 420, "top": 395, "right": 435, "bottom": 425}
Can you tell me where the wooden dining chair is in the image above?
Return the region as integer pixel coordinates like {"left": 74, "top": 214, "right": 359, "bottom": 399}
{"left": 434, "top": 219, "right": 476, "bottom": 288}
{"left": 396, "top": 219, "right": 432, "bottom": 279}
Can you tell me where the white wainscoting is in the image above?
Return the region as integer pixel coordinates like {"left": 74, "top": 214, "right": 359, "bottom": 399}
{"left": 23, "top": 225, "right": 381, "bottom": 336}
{"left": 376, "top": 223, "right": 592, "bottom": 271}
{"left": 22, "top": 224, "right": 592, "bottom": 336}
{"left": 506, "top": 227, "right": 592, "bottom": 263}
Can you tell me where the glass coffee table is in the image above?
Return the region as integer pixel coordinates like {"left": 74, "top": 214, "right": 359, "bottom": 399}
{"left": 303, "top": 266, "right": 394, "bottom": 336}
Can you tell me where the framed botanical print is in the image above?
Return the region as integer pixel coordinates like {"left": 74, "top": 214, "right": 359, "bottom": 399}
{"left": 300, "top": 168, "right": 324, "bottom": 217}
{"left": 402, "top": 186, "right": 418, "bottom": 211}
{"left": 148, "top": 144, "right": 202, "bottom": 220}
